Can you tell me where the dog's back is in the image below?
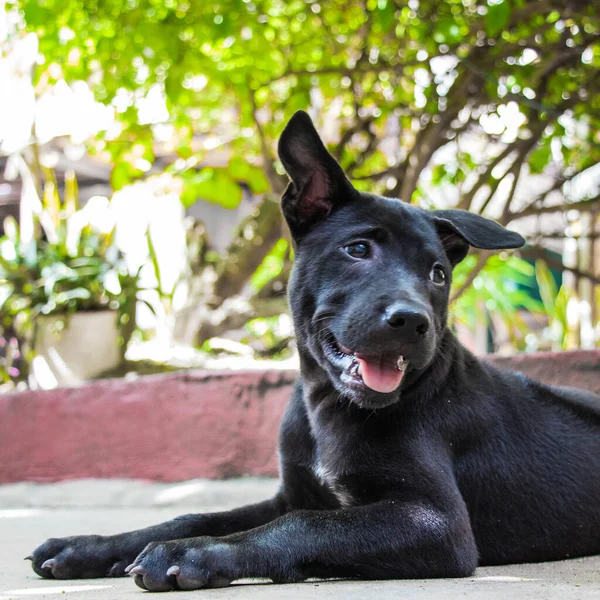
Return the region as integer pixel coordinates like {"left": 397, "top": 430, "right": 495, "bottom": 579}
{"left": 450, "top": 351, "right": 600, "bottom": 564}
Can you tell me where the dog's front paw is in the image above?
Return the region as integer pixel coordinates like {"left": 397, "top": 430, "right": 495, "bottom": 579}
{"left": 126, "top": 539, "right": 236, "bottom": 592}
{"left": 27, "top": 535, "right": 130, "bottom": 579}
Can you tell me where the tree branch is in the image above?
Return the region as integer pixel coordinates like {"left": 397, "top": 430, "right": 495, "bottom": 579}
{"left": 449, "top": 252, "right": 490, "bottom": 304}
{"left": 212, "top": 196, "right": 283, "bottom": 302}
{"left": 333, "top": 116, "right": 374, "bottom": 162}
{"left": 508, "top": 162, "right": 600, "bottom": 220}
{"left": 249, "top": 91, "right": 286, "bottom": 196}
{"left": 457, "top": 144, "right": 516, "bottom": 211}
{"left": 194, "top": 296, "right": 289, "bottom": 346}
{"left": 264, "top": 61, "right": 420, "bottom": 86}
{"left": 508, "top": 194, "right": 600, "bottom": 221}
{"left": 500, "top": 148, "right": 531, "bottom": 221}
{"left": 532, "top": 232, "right": 600, "bottom": 240}
{"left": 520, "top": 246, "right": 600, "bottom": 287}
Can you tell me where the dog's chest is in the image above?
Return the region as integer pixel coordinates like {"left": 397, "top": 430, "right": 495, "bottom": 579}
{"left": 309, "top": 422, "right": 360, "bottom": 508}
{"left": 312, "top": 456, "right": 355, "bottom": 507}
{"left": 305, "top": 396, "right": 389, "bottom": 508}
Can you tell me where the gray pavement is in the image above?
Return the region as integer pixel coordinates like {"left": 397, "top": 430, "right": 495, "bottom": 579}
{"left": 1, "top": 479, "right": 598, "bottom": 599}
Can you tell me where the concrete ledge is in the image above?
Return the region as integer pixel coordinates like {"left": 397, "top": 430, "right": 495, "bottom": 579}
{"left": 489, "top": 349, "right": 600, "bottom": 392}
{"left": 1, "top": 351, "right": 598, "bottom": 483}
{"left": 0, "top": 370, "right": 296, "bottom": 483}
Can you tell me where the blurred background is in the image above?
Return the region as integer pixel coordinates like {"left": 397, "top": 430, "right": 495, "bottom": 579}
{"left": 1, "top": 0, "right": 599, "bottom": 391}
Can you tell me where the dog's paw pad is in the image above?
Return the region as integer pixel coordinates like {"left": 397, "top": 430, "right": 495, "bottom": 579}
{"left": 133, "top": 574, "right": 148, "bottom": 590}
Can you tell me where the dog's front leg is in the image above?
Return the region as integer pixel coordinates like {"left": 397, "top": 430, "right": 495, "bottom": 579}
{"left": 28, "top": 495, "right": 287, "bottom": 580}
{"left": 127, "top": 500, "right": 478, "bottom": 591}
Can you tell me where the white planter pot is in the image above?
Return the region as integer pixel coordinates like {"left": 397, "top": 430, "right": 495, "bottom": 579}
{"left": 32, "top": 310, "right": 121, "bottom": 389}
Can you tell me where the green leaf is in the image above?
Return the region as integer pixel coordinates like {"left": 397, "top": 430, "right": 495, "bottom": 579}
{"left": 182, "top": 169, "right": 243, "bottom": 209}
{"left": 228, "top": 157, "right": 271, "bottom": 194}
{"left": 250, "top": 238, "right": 288, "bottom": 292}
{"left": 535, "top": 260, "right": 558, "bottom": 320}
{"left": 111, "top": 163, "right": 135, "bottom": 191}
{"left": 528, "top": 145, "right": 552, "bottom": 174}
{"left": 22, "top": 3, "right": 53, "bottom": 27}
{"left": 434, "top": 18, "right": 462, "bottom": 44}
{"left": 64, "top": 170, "right": 79, "bottom": 215}
{"left": 146, "top": 228, "right": 163, "bottom": 293}
{"left": 56, "top": 288, "right": 92, "bottom": 303}
{"left": 485, "top": 0, "right": 512, "bottom": 37}
{"left": 3, "top": 217, "right": 19, "bottom": 244}
{"left": 228, "top": 156, "right": 252, "bottom": 180}
{"left": 139, "top": 298, "right": 158, "bottom": 317}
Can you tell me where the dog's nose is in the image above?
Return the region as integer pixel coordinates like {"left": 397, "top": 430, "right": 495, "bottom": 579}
{"left": 385, "top": 305, "right": 430, "bottom": 335}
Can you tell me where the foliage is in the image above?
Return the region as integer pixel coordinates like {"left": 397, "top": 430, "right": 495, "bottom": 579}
{"left": 14, "top": 0, "right": 599, "bottom": 197}
{"left": 250, "top": 238, "right": 289, "bottom": 293}
{"left": 243, "top": 314, "right": 294, "bottom": 358}
{"left": 0, "top": 171, "right": 147, "bottom": 384}
{"left": 535, "top": 259, "right": 572, "bottom": 350}
{"left": 450, "top": 253, "right": 543, "bottom": 351}
{"left": 5, "top": 0, "right": 600, "bottom": 355}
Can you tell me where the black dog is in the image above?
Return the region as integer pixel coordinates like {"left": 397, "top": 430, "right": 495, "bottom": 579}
{"left": 28, "top": 111, "right": 600, "bottom": 591}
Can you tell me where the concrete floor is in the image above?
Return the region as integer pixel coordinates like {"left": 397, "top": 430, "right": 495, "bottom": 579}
{"left": 1, "top": 479, "right": 598, "bottom": 599}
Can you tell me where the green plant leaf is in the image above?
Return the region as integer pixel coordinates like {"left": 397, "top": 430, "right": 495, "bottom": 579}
{"left": 529, "top": 145, "right": 552, "bottom": 174}
{"left": 485, "top": 0, "right": 512, "bottom": 37}
{"left": 55, "top": 288, "right": 92, "bottom": 303}
{"left": 182, "top": 169, "right": 243, "bottom": 209}
{"left": 535, "top": 260, "right": 558, "bottom": 320}
{"left": 434, "top": 17, "right": 462, "bottom": 45}
{"left": 250, "top": 238, "right": 288, "bottom": 292}
{"left": 228, "top": 157, "right": 271, "bottom": 194}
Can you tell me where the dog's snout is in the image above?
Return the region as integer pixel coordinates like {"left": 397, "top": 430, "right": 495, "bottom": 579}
{"left": 385, "top": 305, "right": 430, "bottom": 335}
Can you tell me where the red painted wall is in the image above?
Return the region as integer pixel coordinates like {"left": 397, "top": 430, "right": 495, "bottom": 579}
{"left": 1, "top": 351, "right": 598, "bottom": 483}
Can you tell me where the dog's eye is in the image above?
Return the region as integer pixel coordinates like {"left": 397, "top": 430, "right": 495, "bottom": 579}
{"left": 430, "top": 264, "right": 446, "bottom": 285}
{"left": 344, "top": 242, "right": 370, "bottom": 259}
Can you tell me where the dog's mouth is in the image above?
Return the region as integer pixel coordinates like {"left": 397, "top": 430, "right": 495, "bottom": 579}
{"left": 322, "top": 331, "right": 408, "bottom": 394}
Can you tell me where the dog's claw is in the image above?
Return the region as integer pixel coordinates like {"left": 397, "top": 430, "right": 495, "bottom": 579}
{"left": 24, "top": 555, "right": 33, "bottom": 561}
{"left": 41, "top": 559, "right": 56, "bottom": 570}
{"left": 127, "top": 565, "right": 145, "bottom": 576}
{"left": 167, "top": 565, "right": 181, "bottom": 577}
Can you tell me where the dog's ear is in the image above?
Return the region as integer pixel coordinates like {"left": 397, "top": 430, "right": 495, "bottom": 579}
{"left": 278, "top": 110, "right": 355, "bottom": 237}
{"left": 431, "top": 209, "right": 525, "bottom": 266}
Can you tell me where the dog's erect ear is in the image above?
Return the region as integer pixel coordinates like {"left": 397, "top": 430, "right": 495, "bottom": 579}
{"left": 431, "top": 209, "right": 525, "bottom": 266}
{"left": 278, "top": 110, "right": 355, "bottom": 237}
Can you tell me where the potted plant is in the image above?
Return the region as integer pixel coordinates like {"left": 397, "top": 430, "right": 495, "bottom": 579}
{"left": 0, "top": 171, "right": 145, "bottom": 389}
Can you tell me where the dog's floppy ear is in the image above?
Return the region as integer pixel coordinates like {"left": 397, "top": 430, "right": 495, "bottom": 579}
{"left": 278, "top": 110, "right": 355, "bottom": 237}
{"left": 431, "top": 209, "right": 525, "bottom": 266}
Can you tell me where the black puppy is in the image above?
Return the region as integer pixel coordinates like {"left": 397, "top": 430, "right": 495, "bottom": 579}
{"left": 28, "top": 111, "right": 600, "bottom": 591}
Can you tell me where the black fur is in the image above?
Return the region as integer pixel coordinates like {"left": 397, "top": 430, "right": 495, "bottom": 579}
{"left": 28, "top": 111, "right": 600, "bottom": 592}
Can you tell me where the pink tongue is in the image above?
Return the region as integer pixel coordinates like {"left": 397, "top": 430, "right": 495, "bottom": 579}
{"left": 355, "top": 356, "right": 404, "bottom": 393}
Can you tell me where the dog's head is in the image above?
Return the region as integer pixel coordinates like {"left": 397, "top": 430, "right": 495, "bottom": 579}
{"left": 278, "top": 111, "right": 525, "bottom": 409}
